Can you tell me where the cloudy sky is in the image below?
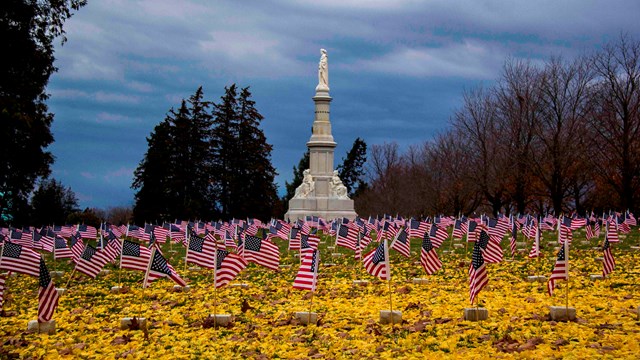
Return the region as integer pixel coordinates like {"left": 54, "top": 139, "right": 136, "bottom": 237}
{"left": 47, "top": 0, "right": 639, "bottom": 209}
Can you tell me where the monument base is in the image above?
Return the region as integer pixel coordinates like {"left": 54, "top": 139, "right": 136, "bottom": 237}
{"left": 549, "top": 306, "right": 576, "bottom": 321}
{"left": 379, "top": 310, "right": 402, "bottom": 325}
{"left": 27, "top": 320, "right": 56, "bottom": 334}
{"left": 294, "top": 312, "right": 318, "bottom": 325}
{"left": 286, "top": 197, "right": 357, "bottom": 222}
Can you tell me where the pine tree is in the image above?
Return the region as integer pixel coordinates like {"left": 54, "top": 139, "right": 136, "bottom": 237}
{"left": 337, "top": 137, "right": 368, "bottom": 197}
{"left": 211, "top": 85, "right": 278, "bottom": 220}
{"left": 31, "top": 178, "right": 78, "bottom": 226}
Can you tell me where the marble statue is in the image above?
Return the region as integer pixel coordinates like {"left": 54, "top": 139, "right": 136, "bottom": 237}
{"left": 330, "top": 170, "right": 348, "bottom": 199}
{"left": 294, "top": 169, "right": 315, "bottom": 198}
{"left": 317, "top": 49, "right": 329, "bottom": 90}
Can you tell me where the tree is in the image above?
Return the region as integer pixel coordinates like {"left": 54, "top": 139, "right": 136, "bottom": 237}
{"left": 211, "top": 85, "right": 278, "bottom": 220}
{"left": 0, "top": 0, "right": 86, "bottom": 225}
{"left": 30, "top": 178, "right": 78, "bottom": 226}
{"left": 337, "top": 138, "right": 367, "bottom": 197}
{"left": 133, "top": 87, "right": 216, "bottom": 222}
{"left": 284, "top": 149, "right": 309, "bottom": 203}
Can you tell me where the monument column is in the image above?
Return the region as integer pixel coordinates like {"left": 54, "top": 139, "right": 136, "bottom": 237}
{"left": 285, "top": 49, "right": 357, "bottom": 221}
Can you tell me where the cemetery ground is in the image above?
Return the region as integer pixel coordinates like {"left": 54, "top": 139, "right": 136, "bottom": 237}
{"left": 1, "top": 230, "right": 639, "bottom": 359}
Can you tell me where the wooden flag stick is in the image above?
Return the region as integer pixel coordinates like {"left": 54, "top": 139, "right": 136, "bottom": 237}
{"left": 64, "top": 268, "right": 76, "bottom": 289}
{"left": 388, "top": 277, "right": 393, "bottom": 326}
{"left": 308, "top": 290, "right": 314, "bottom": 325}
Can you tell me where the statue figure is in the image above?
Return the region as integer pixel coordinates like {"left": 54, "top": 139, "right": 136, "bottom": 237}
{"left": 294, "top": 169, "right": 315, "bottom": 198}
{"left": 317, "top": 49, "right": 329, "bottom": 91}
{"left": 330, "top": 170, "right": 348, "bottom": 199}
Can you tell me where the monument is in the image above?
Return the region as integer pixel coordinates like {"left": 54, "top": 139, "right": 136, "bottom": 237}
{"left": 285, "top": 49, "right": 357, "bottom": 221}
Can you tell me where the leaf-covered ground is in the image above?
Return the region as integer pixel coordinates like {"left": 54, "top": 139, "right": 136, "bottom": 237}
{"left": 1, "top": 231, "right": 639, "bottom": 359}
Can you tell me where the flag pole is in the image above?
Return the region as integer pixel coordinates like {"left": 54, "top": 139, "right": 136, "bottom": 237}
{"left": 64, "top": 268, "right": 76, "bottom": 289}
{"left": 184, "top": 229, "right": 190, "bottom": 273}
{"left": 384, "top": 237, "right": 393, "bottom": 327}
{"left": 118, "top": 238, "right": 124, "bottom": 288}
{"left": 564, "top": 231, "right": 570, "bottom": 319}
{"left": 142, "top": 247, "right": 156, "bottom": 318}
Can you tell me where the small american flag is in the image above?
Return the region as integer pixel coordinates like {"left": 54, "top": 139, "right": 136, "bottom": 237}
{"left": 0, "top": 273, "right": 6, "bottom": 311}
{"left": 606, "top": 220, "right": 619, "bottom": 243}
{"left": 145, "top": 249, "right": 186, "bottom": 287}
{"left": 420, "top": 231, "right": 442, "bottom": 275}
{"left": 77, "top": 224, "right": 97, "bottom": 240}
{"left": 528, "top": 224, "right": 540, "bottom": 258}
{"left": 70, "top": 232, "right": 85, "bottom": 262}
{"left": 243, "top": 235, "right": 280, "bottom": 271}
{"left": 0, "top": 242, "right": 41, "bottom": 277}
{"left": 336, "top": 224, "right": 357, "bottom": 251}
{"left": 186, "top": 233, "right": 216, "bottom": 269}
{"left": 288, "top": 226, "right": 301, "bottom": 251}
{"left": 547, "top": 242, "right": 568, "bottom": 296}
{"left": 300, "top": 233, "right": 319, "bottom": 258}
{"left": 478, "top": 228, "right": 503, "bottom": 263}
{"left": 293, "top": 249, "right": 320, "bottom": 291}
{"left": 390, "top": 227, "right": 410, "bottom": 258}
{"left": 602, "top": 236, "right": 615, "bottom": 277}
{"left": 54, "top": 236, "right": 73, "bottom": 259}
{"left": 362, "top": 239, "right": 389, "bottom": 280}
{"left": 509, "top": 221, "right": 517, "bottom": 257}
{"left": 120, "top": 240, "right": 152, "bottom": 272}
{"left": 38, "top": 258, "right": 59, "bottom": 322}
{"left": 466, "top": 220, "right": 479, "bottom": 242}
{"left": 74, "top": 245, "right": 109, "bottom": 278}
{"left": 214, "top": 249, "right": 247, "bottom": 288}
{"left": 469, "top": 234, "right": 488, "bottom": 304}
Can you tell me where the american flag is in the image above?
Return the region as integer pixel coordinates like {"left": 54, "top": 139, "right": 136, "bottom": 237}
{"left": 528, "top": 223, "right": 540, "bottom": 258}
{"left": 362, "top": 239, "right": 389, "bottom": 280}
{"left": 153, "top": 225, "right": 169, "bottom": 243}
{"left": 74, "top": 245, "right": 109, "bottom": 278}
{"left": 602, "top": 236, "right": 615, "bottom": 277}
{"left": 594, "top": 219, "right": 601, "bottom": 237}
{"left": 0, "top": 242, "right": 41, "bottom": 277}
{"left": 243, "top": 235, "right": 280, "bottom": 271}
{"left": 120, "top": 240, "right": 152, "bottom": 272}
{"left": 390, "top": 227, "right": 410, "bottom": 258}
{"left": 145, "top": 248, "right": 186, "bottom": 287}
{"left": 336, "top": 224, "right": 357, "bottom": 251}
{"left": 300, "top": 233, "right": 319, "bottom": 258}
{"left": 0, "top": 273, "right": 6, "bottom": 311}
{"left": 101, "top": 236, "right": 122, "bottom": 263}
{"left": 54, "top": 236, "right": 73, "bottom": 259}
{"left": 420, "top": 231, "right": 442, "bottom": 275}
{"left": 10, "top": 230, "right": 31, "bottom": 248}
{"left": 34, "top": 228, "right": 55, "bottom": 252}
{"left": 214, "top": 249, "right": 247, "bottom": 288}
{"left": 509, "top": 221, "right": 517, "bottom": 257}
{"left": 547, "top": 242, "right": 568, "bottom": 296}
{"left": 466, "top": 220, "right": 478, "bottom": 242}
{"left": 452, "top": 219, "right": 466, "bottom": 240}
{"left": 427, "top": 223, "right": 448, "bottom": 248}
{"left": 77, "top": 224, "right": 97, "bottom": 240}
{"left": 625, "top": 212, "right": 637, "bottom": 226}
{"left": 293, "top": 249, "right": 320, "bottom": 291}
{"left": 606, "top": 220, "right": 619, "bottom": 243}
{"left": 186, "top": 233, "right": 216, "bottom": 269}
{"left": 289, "top": 226, "right": 301, "bottom": 251}
{"left": 559, "top": 217, "right": 573, "bottom": 244}
{"left": 585, "top": 220, "right": 595, "bottom": 241}
{"left": 70, "top": 232, "right": 85, "bottom": 262}
{"left": 269, "top": 220, "right": 290, "bottom": 240}
{"left": 408, "top": 219, "right": 429, "bottom": 238}
{"left": 38, "top": 258, "right": 59, "bottom": 322}
{"left": 469, "top": 233, "right": 488, "bottom": 304}
{"left": 477, "top": 228, "right": 502, "bottom": 263}
{"left": 52, "top": 225, "right": 75, "bottom": 238}
{"left": 224, "top": 230, "right": 235, "bottom": 249}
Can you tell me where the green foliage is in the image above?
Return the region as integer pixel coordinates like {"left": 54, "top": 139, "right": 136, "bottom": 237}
{"left": 133, "top": 85, "right": 278, "bottom": 222}
{"left": 30, "top": 178, "right": 78, "bottom": 226}
{"left": 66, "top": 207, "right": 101, "bottom": 228}
{"left": 0, "top": 0, "right": 86, "bottom": 226}
{"left": 337, "top": 137, "right": 368, "bottom": 197}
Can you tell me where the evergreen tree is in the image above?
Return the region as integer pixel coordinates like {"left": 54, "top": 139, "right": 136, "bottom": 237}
{"left": 284, "top": 149, "right": 310, "bottom": 202}
{"left": 1, "top": 0, "right": 86, "bottom": 226}
{"left": 211, "top": 85, "right": 278, "bottom": 220}
{"left": 31, "top": 178, "right": 78, "bottom": 226}
{"left": 337, "top": 137, "right": 368, "bottom": 197}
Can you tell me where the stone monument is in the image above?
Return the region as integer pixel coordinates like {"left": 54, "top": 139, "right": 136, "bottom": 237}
{"left": 285, "top": 49, "right": 357, "bottom": 221}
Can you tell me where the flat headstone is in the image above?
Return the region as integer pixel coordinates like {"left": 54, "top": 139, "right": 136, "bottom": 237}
{"left": 27, "top": 320, "right": 56, "bottom": 334}
{"left": 526, "top": 275, "right": 547, "bottom": 282}
{"left": 280, "top": 264, "right": 292, "bottom": 269}
{"left": 517, "top": 248, "right": 527, "bottom": 253}
{"left": 99, "top": 269, "right": 110, "bottom": 275}
{"left": 293, "top": 254, "right": 300, "bottom": 258}
{"left": 453, "top": 244, "right": 464, "bottom": 249}
{"left": 208, "top": 314, "right": 232, "bottom": 327}
{"left": 323, "top": 263, "right": 337, "bottom": 267}
{"left": 231, "top": 283, "right": 249, "bottom": 289}
{"left": 173, "top": 285, "right": 190, "bottom": 292}
{"left": 549, "top": 306, "right": 576, "bottom": 321}
{"left": 594, "top": 257, "right": 604, "bottom": 262}
{"left": 554, "top": 247, "right": 561, "bottom": 252}
{"left": 516, "top": 242, "right": 527, "bottom": 247}
{"left": 379, "top": 310, "right": 402, "bottom": 325}
{"left": 590, "top": 274, "right": 604, "bottom": 281}
{"left": 412, "top": 278, "right": 429, "bottom": 285}
{"left": 441, "top": 250, "right": 451, "bottom": 254}
{"left": 547, "top": 241, "right": 556, "bottom": 247}
{"left": 580, "top": 241, "right": 590, "bottom": 245}
{"left": 331, "top": 253, "right": 343, "bottom": 257}
{"left": 630, "top": 246, "right": 640, "bottom": 250}
{"left": 294, "top": 311, "right": 318, "bottom": 325}
{"left": 111, "top": 286, "right": 124, "bottom": 294}
{"left": 592, "top": 247, "right": 601, "bottom": 250}
{"left": 55, "top": 288, "right": 66, "bottom": 296}
{"left": 327, "top": 246, "right": 335, "bottom": 250}
{"left": 464, "top": 308, "right": 488, "bottom": 321}
{"left": 168, "top": 250, "right": 177, "bottom": 253}
{"left": 120, "top": 317, "right": 147, "bottom": 330}
{"left": 352, "top": 280, "right": 369, "bottom": 286}
{"left": 188, "top": 266, "right": 202, "bottom": 271}
{"left": 50, "top": 271, "right": 64, "bottom": 278}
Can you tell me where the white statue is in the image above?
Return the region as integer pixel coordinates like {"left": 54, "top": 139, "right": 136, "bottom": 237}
{"left": 317, "top": 49, "right": 329, "bottom": 91}
{"left": 294, "top": 169, "right": 315, "bottom": 198}
{"left": 330, "top": 170, "right": 348, "bottom": 199}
